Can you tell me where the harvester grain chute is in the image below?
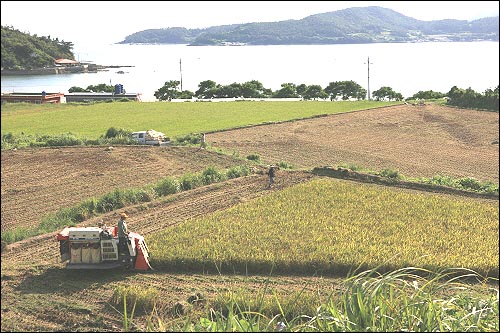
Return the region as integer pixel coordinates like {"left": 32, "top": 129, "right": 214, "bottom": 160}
{"left": 56, "top": 225, "right": 152, "bottom": 270}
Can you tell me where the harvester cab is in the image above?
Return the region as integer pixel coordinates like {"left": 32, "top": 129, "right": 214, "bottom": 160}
{"left": 56, "top": 225, "right": 152, "bottom": 271}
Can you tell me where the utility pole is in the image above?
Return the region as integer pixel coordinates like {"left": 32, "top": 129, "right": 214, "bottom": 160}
{"left": 179, "top": 58, "right": 183, "bottom": 91}
{"left": 365, "top": 57, "right": 373, "bottom": 100}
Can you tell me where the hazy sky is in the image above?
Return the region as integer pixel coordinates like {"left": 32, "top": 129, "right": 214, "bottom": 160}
{"left": 2, "top": 1, "right": 499, "bottom": 46}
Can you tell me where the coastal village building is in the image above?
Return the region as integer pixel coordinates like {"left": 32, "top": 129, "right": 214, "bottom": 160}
{"left": 1, "top": 92, "right": 66, "bottom": 104}
{"left": 64, "top": 92, "right": 142, "bottom": 102}
{"left": 54, "top": 58, "right": 80, "bottom": 66}
{"left": 1, "top": 92, "right": 142, "bottom": 104}
{"left": 54, "top": 58, "right": 90, "bottom": 73}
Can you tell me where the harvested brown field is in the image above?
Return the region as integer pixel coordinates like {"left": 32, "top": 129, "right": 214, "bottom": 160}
{"left": 209, "top": 104, "right": 499, "bottom": 183}
{"left": 0, "top": 145, "right": 245, "bottom": 233}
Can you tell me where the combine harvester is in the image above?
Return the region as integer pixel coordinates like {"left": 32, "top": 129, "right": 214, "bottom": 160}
{"left": 56, "top": 225, "right": 152, "bottom": 270}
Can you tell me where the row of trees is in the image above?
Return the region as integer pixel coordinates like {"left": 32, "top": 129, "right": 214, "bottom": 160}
{"left": 153, "top": 79, "right": 498, "bottom": 111}
{"left": 68, "top": 84, "right": 117, "bottom": 93}
{"left": 68, "top": 80, "right": 498, "bottom": 111}
{"left": 154, "top": 79, "right": 404, "bottom": 102}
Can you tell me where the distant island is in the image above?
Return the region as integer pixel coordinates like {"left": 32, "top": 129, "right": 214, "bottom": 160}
{"left": 118, "top": 6, "right": 499, "bottom": 46}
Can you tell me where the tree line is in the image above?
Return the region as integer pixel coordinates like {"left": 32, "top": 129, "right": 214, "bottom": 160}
{"left": 154, "top": 79, "right": 500, "bottom": 111}
{"left": 153, "top": 79, "right": 405, "bottom": 102}
{"left": 68, "top": 83, "right": 118, "bottom": 93}
{"left": 68, "top": 79, "right": 499, "bottom": 111}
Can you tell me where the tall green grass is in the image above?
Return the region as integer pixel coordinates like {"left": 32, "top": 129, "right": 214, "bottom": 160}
{"left": 419, "top": 174, "right": 499, "bottom": 195}
{"left": 119, "top": 267, "right": 499, "bottom": 332}
{"left": 1, "top": 100, "right": 397, "bottom": 138}
{"left": 1, "top": 130, "right": 138, "bottom": 150}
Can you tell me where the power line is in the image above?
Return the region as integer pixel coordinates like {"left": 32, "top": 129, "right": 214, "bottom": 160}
{"left": 179, "top": 58, "right": 183, "bottom": 91}
{"left": 364, "top": 56, "right": 373, "bottom": 100}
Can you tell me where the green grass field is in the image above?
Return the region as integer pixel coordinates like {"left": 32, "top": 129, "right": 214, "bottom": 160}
{"left": 1, "top": 100, "right": 397, "bottom": 138}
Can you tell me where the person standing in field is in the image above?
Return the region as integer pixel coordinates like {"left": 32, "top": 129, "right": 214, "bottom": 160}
{"left": 199, "top": 133, "right": 207, "bottom": 150}
{"left": 267, "top": 165, "right": 279, "bottom": 189}
{"left": 117, "top": 212, "right": 129, "bottom": 255}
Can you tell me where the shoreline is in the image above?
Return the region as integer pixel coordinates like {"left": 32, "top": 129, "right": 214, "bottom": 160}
{"left": 1, "top": 65, "right": 134, "bottom": 76}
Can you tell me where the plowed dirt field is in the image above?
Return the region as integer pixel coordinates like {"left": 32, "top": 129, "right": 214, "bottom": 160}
{"left": 209, "top": 104, "right": 499, "bottom": 183}
{"left": 1, "top": 146, "right": 244, "bottom": 233}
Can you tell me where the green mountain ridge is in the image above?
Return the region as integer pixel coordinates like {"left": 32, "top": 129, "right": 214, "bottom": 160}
{"left": 119, "top": 6, "right": 499, "bottom": 45}
{"left": 1, "top": 26, "right": 75, "bottom": 70}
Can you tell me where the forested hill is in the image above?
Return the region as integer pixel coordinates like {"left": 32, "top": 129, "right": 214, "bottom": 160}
{"left": 119, "top": 6, "right": 499, "bottom": 45}
{"left": 1, "top": 26, "right": 75, "bottom": 70}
